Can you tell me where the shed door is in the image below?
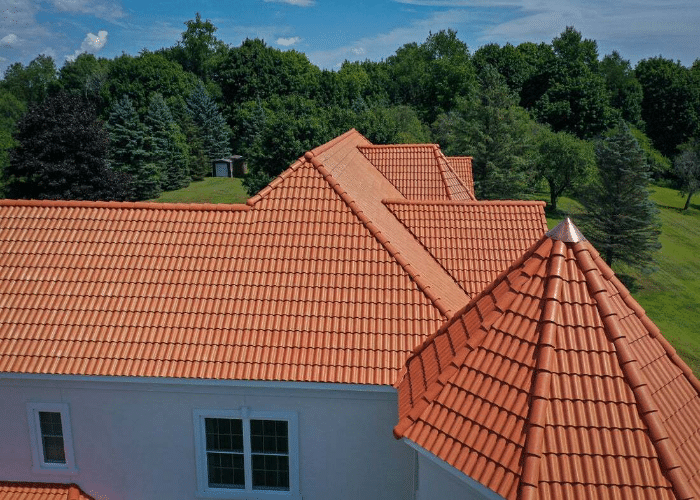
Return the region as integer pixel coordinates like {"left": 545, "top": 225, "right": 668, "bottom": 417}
{"left": 215, "top": 162, "right": 229, "bottom": 177}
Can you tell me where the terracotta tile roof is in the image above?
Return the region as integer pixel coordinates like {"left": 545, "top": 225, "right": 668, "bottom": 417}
{"left": 446, "top": 156, "right": 475, "bottom": 198}
{"left": 384, "top": 200, "right": 549, "bottom": 297}
{"left": 394, "top": 219, "right": 700, "bottom": 499}
{"left": 358, "top": 145, "right": 474, "bottom": 201}
{"left": 0, "top": 130, "right": 464, "bottom": 385}
{"left": 0, "top": 482, "right": 94, "bottom": 500}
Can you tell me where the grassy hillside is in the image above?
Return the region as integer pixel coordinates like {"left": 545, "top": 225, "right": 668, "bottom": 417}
{"left": 152, "top": 177, "right": 249, "bottom": 204}
{"left": 156, "top": 179, "right": 700, "bottom": 375}
{"left": 547, "top": 187, "right": 700, "bottom": 376}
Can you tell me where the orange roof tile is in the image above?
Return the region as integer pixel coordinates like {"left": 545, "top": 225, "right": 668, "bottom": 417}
{"left": 0, "top": 130, "right": 469, "bottom": 385}
{"left": 446, "top": 156, "right": 475, "bottom": 198}
{"left": 394, "top": 219, "right": 700, "bottom": 499}
{"left": 358, "top": 145, "right": 473, "bottom": 201}
{"left": 0, "top": 482, "right": 94, "bottom": 500}
{"left": 384, "top": 199, "right": 548, "bottom": 297}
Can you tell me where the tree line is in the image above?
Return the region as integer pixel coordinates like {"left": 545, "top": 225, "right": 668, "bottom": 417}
{"left": 1, "top": 16, "right": 700, "bottom": 272}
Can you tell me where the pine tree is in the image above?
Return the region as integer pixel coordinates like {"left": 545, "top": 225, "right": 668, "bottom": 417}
{"left": 454, "top": 65, "right": 537, "bottom": 199}
{"left": 187, "top": 82, "right": 232, "bottom": 164}
{"left": 580, "top": 120, "right": 661, "bottom": 270}
{"left": 105, "top": 95, "right": 161, "bottom": 200}
{"left": 5, "top": 91, "right": 127, "bottom": 200}
{"left": 144, "top": 93, "right": 189, "bottom": 191}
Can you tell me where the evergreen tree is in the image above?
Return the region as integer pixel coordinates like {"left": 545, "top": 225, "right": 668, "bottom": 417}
{"left": 452, "top": 65, "right": 537, "bottom": 199}
{"left": 5, "top": 91, "right": 127, "bottom": 200}
{"left": 580, "top": 120, "right": 661, "bottom": 270}
{"left": 105, "top": 95, "right": 161, "bottom": 200}
{"left": 144, "top": 93, "right": 189, "bottom": 191}
{"left": 187, "top": 82, "right": 232, "bottom": 163}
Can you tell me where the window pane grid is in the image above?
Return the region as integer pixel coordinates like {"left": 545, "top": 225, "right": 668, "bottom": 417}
{"left": 38, "top": 411, "right": 66, "bottom": 464}
{"left": 207, "top": 452, "right": 245, "bottom": 489}
{"left": 202, "top": 415, "right": 292, "bottom": 493}
{"left": 252, "top": 454, "right": 290, "bottom": 491}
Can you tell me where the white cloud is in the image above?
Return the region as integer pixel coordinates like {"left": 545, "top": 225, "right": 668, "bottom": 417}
{"left": 264, "top": 0, "right": 315, "bottom": 6}
{"left": 1, "top": 33, "right": 20, "bottom": 47}
{"left": 276, "top": 36, "right": 301, "bottom": 46}
{"left": 49, "top": 0, "right": 126, "bottom": 21}
{"left": 307, "top": 8, "right": 472, "bottom": 68}
{"left": 65, "top": 30, "right": 108, "bottom": 62}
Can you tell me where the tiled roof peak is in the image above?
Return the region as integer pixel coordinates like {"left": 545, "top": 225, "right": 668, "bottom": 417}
{"left": 395, "top": 231, "right": 700, "bottom": 499}
{"left": 545, "top": 217, "right": 586, "bottom": 242}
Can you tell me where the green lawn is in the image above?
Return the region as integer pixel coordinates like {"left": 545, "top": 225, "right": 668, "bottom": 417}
{"left": 152, "top": 177, "right": 249, "bottom": 204}
{"left": 544, "top": 188, "right": 700, "bottom": 376}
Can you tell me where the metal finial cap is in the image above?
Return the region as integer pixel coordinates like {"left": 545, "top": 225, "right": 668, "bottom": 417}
{"left": 546, "top": 217, "right": 586, "bottom": 243}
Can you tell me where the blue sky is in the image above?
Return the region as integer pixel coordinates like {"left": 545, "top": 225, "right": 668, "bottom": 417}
{"left": 1, "top": 0, "right": 699, "bottom": 76}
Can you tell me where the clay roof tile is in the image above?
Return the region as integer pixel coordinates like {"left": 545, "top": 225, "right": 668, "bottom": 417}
{"left": 395, "top": 218, "right": 700, "bottom": 499}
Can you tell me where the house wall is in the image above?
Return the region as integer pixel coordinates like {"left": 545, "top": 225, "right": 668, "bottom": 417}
{"left": 0, "top": 376, "right": 415, "bottom": 500}
{"left": 414, "top": 447, "right": 504, "bottom": 500}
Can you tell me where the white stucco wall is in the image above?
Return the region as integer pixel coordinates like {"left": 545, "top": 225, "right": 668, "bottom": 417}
{"left": 407, "top": 441, "right": 504, "bottom": 500}
{"left": 0, "top": 376, "right": 416, "bottom": 500}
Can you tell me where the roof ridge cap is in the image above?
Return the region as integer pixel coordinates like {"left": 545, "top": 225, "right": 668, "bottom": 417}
{"left": 0, "top": 199, "right": 251, "bottom": 211}
{"left": 304, "top": 151, "right": 452, "bottom": 318}
{"left": 246, "top": 158, "right": 306, "bottom": 206}
{"left": 358, "top": 143, "right": 440, "bottom": 149}
{"left": 432, "top": 145, "right": 457, "bottom": 200}
{"left": 573, "top": 242, "right": 695, "bottom": 500}
{"left": 590, "top": 248, "right": 700, "bottom": 398}
{"left": 433, "top": 146, "right": 475, "bottom": 201}
{"left": 381, "top": 199, "right": 547, "bottom": 207}
{"left": 518, "top": 239, "right": 566, "bottom": 500}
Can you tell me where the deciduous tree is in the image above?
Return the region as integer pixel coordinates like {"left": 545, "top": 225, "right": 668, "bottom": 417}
{"left": 674, "top": 139, "right": 700, "bottom": 210}
{"left": 5, "top": 91, "right": 127, "bottom": 200}
{"left": 535, "top": 128, "right": 595, "bottom": 211}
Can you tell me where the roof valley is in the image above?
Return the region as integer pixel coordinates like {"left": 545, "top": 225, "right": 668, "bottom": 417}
{"left": 303, "top": 149, "right": 454, "bottom": 319}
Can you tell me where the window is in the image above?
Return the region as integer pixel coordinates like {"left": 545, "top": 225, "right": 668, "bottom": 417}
{"left": 194, "top": 409, "right": 299, "bottom": 499}
{"left": 26, "top": 402, "right": 77, "bottom": 473}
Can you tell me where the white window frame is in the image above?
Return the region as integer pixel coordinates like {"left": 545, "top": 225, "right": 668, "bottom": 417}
{"left": 193, "top": 408, "right": 300, "bottom": 499}
{"left": 26, "top": 402, "right": 78, "bottom": 474}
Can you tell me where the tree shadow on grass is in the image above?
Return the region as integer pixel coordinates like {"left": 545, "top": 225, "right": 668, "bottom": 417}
{"left": 616, "top": 272, "right": 640, "bottom": 293}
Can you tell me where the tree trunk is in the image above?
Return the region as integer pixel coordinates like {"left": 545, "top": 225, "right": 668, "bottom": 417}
{"left": 549, "top": 179, "right": 558, "bottom": 212}
{"left": 684, "top": 190, "right": 694, "bottom": 210}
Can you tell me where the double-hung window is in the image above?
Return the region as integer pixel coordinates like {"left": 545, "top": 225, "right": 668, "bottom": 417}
{"left": 194, "top": 409, "right": 299, "bottom": 498}
{"left": 26, "top": 402, "right": 77, "bottom": 473}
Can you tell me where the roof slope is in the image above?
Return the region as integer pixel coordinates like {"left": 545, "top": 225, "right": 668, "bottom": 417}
{"left": 358, "top": 145, "right": 473, "bottom": 201}
{"left": 446, "top": 156, "right": 475, "bottom": 198}
{"left": 0, "top": 149, "right": 446, "bottom": 384}
{"left": 394, "top": 219, "right": 700, "bottom": 499}
{"left": 385, "top": 199, "right": 548, "bottom": 297}
{"left": 0, "top": 482, "right": 94, "bottom": 500}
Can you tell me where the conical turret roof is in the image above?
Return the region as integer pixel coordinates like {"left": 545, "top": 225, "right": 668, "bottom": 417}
{"left": 395, "top": 218, "right": 700, "bottom": 499}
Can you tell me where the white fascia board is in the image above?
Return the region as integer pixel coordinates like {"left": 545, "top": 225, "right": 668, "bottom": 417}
{"left": 0, "top": 372, "right": 396, "bottom": 394}
{"left": 402, "top": 438, "right": 506, "bottom": 500}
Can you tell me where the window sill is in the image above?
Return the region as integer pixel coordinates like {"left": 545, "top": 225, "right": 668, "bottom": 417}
{"left": 32, "top": 464, "right": 79, "bottom": 475}
{"left": 196, "top": 488, "right": 301, "bottom": 500}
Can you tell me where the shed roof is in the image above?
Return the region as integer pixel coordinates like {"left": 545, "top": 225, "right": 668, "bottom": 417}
{"left": 394, "top": 219, "right": 700, "bottom": 499}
